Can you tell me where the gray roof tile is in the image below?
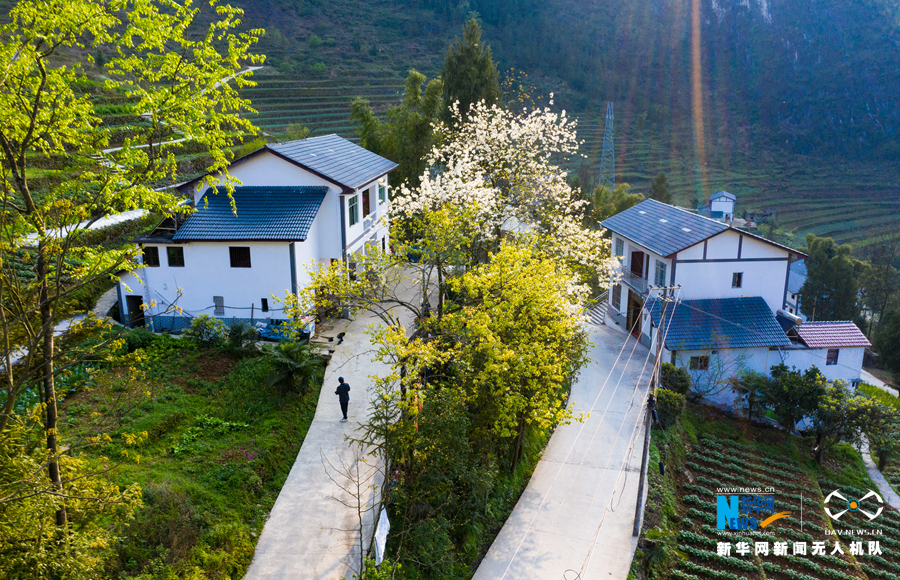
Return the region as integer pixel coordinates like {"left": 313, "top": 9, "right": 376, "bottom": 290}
{"left": 787, "top": 259, "right": 807, "bottom": 294}
{"left": 173, "top": 186, "right": 327, "bottom": 241}
{"left": 269, "top": 134, "right": 398, "bottom": 191}
{"left": 649, "top": 296, "right": 791, "bottom": 350}
{"left": 601, "top": 199, "right": 728, "bottom": 257}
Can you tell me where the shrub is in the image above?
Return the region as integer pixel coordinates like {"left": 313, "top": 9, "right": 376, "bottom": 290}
{"left": 308, "top": 33, "right": 323, "bottom": 48}
{"left": 656, "top": 389, "right": 685, "bottom": 429}
{"left": 125, "top": 327, "right": 157, "bottom": 352}
{"left": 227, "top": 320, "right": 259, "bottom": 352}
{"left": 311, "top": 61, "right": 327, "bottom": 75}
{"left": 184, "top": 315, "right": 227, "bottom": 347}
{"left": 660, "top": 362, "right": 691, "bottom": 395}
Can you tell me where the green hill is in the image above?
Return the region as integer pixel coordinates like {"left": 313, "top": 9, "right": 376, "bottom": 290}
{"left": 227, "top": 0, "right": 900, "bottom": 253}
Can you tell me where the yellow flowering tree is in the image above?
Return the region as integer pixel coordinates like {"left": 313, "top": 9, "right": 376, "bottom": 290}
{"left": 0, "top": 0, "right": 262, "bottom": 569}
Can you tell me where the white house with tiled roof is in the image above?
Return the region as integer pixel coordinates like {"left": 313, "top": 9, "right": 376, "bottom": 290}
{"left": 782, "top": 321, "right": 871, "bottom": 386}
{"left": 600, "top": 199, "right": 870, "bottom": 404}
{"left": 116, "top": 135, "right": 397, "bottom": 331}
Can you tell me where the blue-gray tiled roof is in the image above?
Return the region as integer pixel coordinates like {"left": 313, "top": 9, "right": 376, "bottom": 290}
{"left": 649, "top": 296, "right": 791, "bottom": 350}
{"left": 269, "top": 134, "right": 398, "bottom": 190}
{"left": 601, "top": 199, "right": 728, "bottom": 257}
{"left": 173, "top": 186, "right": 327, "bottom": 241}
{"left": 787, "top": 259, "right": 807, "bottom": 294}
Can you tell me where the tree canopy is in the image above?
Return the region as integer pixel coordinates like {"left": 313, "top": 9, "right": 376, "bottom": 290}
{"left": 0, "top": 0, "right": 262, "bottom": 573}
{"left": 440, "top": 18, "right": 501, "bottom": 124}
{"left": 800, "top": 233, "right": 864, "bottom": 322}
{"left": 350, "top": 69, "right": 443, "bottom": 189}
{"left": 649, "top": 172, "right": 671, "bottom": 204}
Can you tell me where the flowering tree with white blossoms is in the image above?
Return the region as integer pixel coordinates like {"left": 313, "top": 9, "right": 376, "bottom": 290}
{"left": 391, "top": 99, "right": 619, "bottom": 292}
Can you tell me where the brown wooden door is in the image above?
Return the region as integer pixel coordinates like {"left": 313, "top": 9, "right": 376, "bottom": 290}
{"left": 630, "top": 250, "right": 644, "bottom": 277}
{"left": 627, "top": 290, "right": 643, "bottom": 338}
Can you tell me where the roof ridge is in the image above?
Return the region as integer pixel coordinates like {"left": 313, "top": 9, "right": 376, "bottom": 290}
{"left": 272, "top": 133, "right": 342, "bottom": 147}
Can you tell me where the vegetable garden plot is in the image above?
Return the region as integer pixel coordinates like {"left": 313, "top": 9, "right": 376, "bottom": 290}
{"left": 667, "top": 435, "right": 898, "bottom": 580}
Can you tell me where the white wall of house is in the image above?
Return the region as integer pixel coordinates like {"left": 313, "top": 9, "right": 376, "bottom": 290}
{"left": 781, "top": 346, "right": 866, "bottom": 384}
{"left": 710, "top": 198, "right": 735, "bottom": 219}
{"left": 118, "top": 241, "right": 295, "bottom": 323}
{"left": 345, "top": 177, "right": 389, "bottom": 257}
{"left": 186, "top": 151, "right": 394, "bottom": 265}
{"left": 663, "top": 345, "right": 785, "bottom": 407}
{"left": 672, "top": 230, "right": 791, "bottom": 313}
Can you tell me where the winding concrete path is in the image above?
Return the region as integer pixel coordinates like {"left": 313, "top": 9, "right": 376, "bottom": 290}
{"left": 244, "top": 280, "right": 419, "bottom": 580}
{"left": 472, "top": 321, "right": 654, "bottom": 580}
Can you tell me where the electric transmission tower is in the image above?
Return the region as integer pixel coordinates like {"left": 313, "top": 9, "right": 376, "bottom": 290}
{"left": 598, "top": 102, "right": 615, "bottom": 192}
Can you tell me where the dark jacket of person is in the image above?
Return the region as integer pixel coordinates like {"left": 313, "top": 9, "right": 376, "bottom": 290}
{"left": 335, "top": 382, "right": 350, "bottom": 403}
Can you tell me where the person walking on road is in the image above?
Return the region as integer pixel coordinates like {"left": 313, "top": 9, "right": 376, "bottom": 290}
{"left": 335, "top": 377, "right": 350, "bottom": 422}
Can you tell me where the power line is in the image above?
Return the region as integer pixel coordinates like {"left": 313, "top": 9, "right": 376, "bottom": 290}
{"left": 497, "top": 293, "right": 660, "bottom": 580}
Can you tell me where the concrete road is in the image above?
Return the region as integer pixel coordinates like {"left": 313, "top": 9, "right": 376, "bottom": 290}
{"left": 244, "top": 276, "right": 421, "bottom": 580}
{"left": 473, "top": 322, "right": 654, "bottom": 580}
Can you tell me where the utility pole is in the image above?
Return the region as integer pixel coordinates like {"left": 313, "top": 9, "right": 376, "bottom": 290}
{"left": 633, "top": 286, "right": 679, "bottom": 537}
{"left": 598, "top": 102, "right": 615, "bottom": 192}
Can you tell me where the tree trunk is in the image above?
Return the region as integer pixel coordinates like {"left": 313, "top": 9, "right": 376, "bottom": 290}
{"left": 38, "top": 252, "right": 66, "bottom": 527}
{"left": 816, "top": 441, "right": 826, "bottom": 464}
{"left": 511, "top": 415, "right": 527, "bottom": 472}
{"left": 879, "top": 453, "right": 888, "bottom": 472}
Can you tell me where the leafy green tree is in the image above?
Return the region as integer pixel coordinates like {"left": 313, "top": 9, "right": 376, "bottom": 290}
{"left": 800, "top": 233, "right": 864, "bottom": 322}
{"left": 766, "top": 364, "right": 827, "bottom": 432}
{"left": 0, "top": 0, "right": 261, "bottom": 559}
{"left": 861, "top": 228, "right": 900, "bottom": 335}
{"left": 875, "top": 309, "right": 900, "bottom": 379}
{"left": 810, "top": 382, "right": 872, "bottom": 464}
{"left": 350, "top": 70, "right": 443, "bottom": 188}
{"left": 866, "top": 401, "right": 900, "bottom": 470}
{"left": 283, "top": 123, "right": 311, "bottom": 142}
{"left": 440, "top": 18, "right": 500, "bottom": 124}
{"left": 729, "top": 370, "right": 773, "bottom": 421}
{"left": 589, "top": 183, "right": 645, "bottom": 223}
{"left": 649, "top": 172, "right": 671, "bottom": 204}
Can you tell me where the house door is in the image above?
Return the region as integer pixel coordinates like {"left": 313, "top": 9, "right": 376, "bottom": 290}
{"left": 630, "top": 250, "right": 645, "bottom": 277}
{"left": 126, "top": 295, "right": 145, "bottom": 328}
{"left": 627, "top": 290, "right": 643, "bottom": 338}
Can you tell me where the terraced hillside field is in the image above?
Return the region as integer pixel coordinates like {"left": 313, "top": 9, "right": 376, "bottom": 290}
{"left": 239, "top": 70, "right": 409, "bottom": 138}
{"left": 665, "top": 434, "right": 900, "bottom": 580}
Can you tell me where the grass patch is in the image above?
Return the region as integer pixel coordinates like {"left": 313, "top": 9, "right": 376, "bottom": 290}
{"left": 59, "top": 333, "right": 320, "bottom": 579}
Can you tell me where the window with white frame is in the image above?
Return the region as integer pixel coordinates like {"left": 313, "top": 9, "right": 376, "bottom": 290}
{"left": 615, "top": 238, "right": 624, "bottom": 257}
{"left": 732, "top": 272, "right": 743, "bottom": 288}
{"left": 612, "top": 284, "right": 622, "bottom": 310}
{"left": 826, "top": 349, "right": 839, "bottom": 365}
{"left": 348, "top": 195, "right": 359, "bottom": 226}
{"left": 655, "top": 260, "right": 667, "bottom": 286}
{"left": 378, "top": 182, "right": 386, "bottom": 203}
